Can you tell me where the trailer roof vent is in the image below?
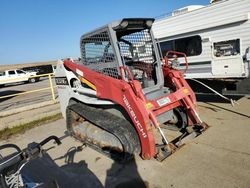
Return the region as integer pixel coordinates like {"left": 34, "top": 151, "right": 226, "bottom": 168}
{"left": 172, "top": 5, "right": 205, "bottom": 16}
{"left": 210, "top": 0, "right": 224, "bottom": 4}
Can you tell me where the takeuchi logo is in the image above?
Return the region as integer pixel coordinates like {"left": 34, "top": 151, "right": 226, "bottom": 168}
{"left": 123, "top": 95, "right": 147, "bottom": 138}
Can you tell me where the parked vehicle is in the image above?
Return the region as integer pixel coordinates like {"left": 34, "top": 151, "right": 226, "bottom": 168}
{"left": 0, "top": 69, "right": 39, "bottom": 86}
{"left": 152, "top": 0, "right": 250, "bottom": 94}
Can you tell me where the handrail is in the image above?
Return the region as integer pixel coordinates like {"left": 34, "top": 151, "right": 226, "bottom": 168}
{"left": 165, "top": 51, "right": 189, "bottom": 74}
{"left": 0, "top": 73, "right": 56, "bottom": 102}
{"left": 119, "top": 66, "right": 134, "bottom": 81}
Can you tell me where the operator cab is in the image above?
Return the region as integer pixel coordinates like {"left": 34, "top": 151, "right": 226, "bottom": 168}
{"left": 113, "top": 19, "right": 160, "bottom": 88}
{"left": 80, "top": 18, "right": 166, "bottom": 100}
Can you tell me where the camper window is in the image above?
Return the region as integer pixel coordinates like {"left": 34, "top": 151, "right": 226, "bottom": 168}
{"left": 159, "top": 35, "right": 202, "bottom": 57}
{"left": 213, "top": 39, "right": 240, "bottom": 57}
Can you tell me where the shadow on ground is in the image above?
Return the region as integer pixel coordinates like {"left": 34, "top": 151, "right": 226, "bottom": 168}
{"left": 104, "top": 157, "right": 147, "bottom": 188}
{"left": 22, "top": 146, "right": 102, "bottom": 188}
{"left": 195, "top": 93, "right": 243, "bottom": 103}
{"left": 200, "top": 102, "right": 250, "bottom": 119}
{"left": 0, "top": 90, "right": 23, "bottom": 103}
{"left": 22, "top": 146, "right": 147, "bottom": 188}
{"left": 0, "top": 82, "right": 25, "bottom": 89}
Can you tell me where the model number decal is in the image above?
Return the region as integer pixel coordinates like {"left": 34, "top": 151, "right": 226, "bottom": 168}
{"left": 55, "top": 77, "right": 69, "bottom": 85}
{"left": 123, "top": 95, "right": 147, "bottom": 138}
{"left": 157, "top": 97, "right": 171, "bottom": 106}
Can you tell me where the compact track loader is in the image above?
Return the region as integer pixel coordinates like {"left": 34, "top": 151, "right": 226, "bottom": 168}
{"left": 55, "top": 18, "right": 208, "bottom": 162}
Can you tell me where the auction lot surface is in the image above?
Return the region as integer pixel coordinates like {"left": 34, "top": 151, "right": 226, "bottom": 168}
{"left": 0, "top": 78, "right": 57, "bottom": 111}
{"left": 1, "top": 97, "right": 250, "bottom": 188}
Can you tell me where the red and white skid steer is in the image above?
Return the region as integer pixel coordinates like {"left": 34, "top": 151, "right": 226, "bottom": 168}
{"left": 55, "top": 18, "right": 208, "bottom": 162}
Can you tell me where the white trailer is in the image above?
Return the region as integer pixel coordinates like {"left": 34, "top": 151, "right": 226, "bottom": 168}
{"left": 152, "top": 0, "right": 250, "bottom": 82}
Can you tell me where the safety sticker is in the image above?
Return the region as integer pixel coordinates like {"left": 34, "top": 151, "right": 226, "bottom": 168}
{"left": 157, "top": 97, "right": 171, "bottom": 106}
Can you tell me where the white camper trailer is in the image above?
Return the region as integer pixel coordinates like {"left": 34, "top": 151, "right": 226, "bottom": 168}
{"left": 153, "top": 0, "right": 250, "bottom": 82}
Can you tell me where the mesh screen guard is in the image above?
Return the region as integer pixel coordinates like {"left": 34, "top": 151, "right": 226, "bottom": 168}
{"left": 80, "top": 27, "right": 157, "bottom": 85}
{"left": 81, "top": 31, "right": 120, "bottom": 79}
{"left": 118, "top": 29, "right": 156, "bottom": 83}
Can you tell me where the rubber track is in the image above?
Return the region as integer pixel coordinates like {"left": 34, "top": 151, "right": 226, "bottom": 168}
{"left": 66, "top": 102, "right": 141, "bottom": 162}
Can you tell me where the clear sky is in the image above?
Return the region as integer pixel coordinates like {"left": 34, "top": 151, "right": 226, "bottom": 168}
{"left": 0, "top": 0, "right": 209, "bottom": 65}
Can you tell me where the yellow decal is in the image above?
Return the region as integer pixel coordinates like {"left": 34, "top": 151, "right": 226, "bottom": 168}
{"left": 183, "top": 88, "right": 189, "bottom": 94}
{"left": 80, "top": 77, "right": 96, "bottom": 90}
{"left": 146, "top": 102, "right": 154, "bottom": 109}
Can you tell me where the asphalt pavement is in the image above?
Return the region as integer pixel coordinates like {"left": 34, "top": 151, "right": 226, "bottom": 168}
{"left": 0, "top": 77, "right": 57, "bottom": 112}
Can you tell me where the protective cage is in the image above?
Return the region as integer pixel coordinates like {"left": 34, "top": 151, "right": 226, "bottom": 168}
{"left": 80, "top": 20, "right": 161, "bottom": 87}
{"left": 80, "top": 29, "right": 121, "bottom": 79}
{"left": 118, "top": 29, "right": 157, "bottom": 84}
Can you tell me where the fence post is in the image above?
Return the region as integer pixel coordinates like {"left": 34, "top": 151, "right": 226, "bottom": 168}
{"left": 48, "top": 74, "right": 56, "bottom": 102}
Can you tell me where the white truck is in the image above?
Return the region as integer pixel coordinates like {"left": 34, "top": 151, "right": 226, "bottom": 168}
{"left": 0, "top": 69, "right": 39, "bottom": 86}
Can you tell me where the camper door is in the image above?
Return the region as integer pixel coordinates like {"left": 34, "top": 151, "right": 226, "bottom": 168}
{"left": 212, "top": 39, "right": 245, "bottom": 77}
